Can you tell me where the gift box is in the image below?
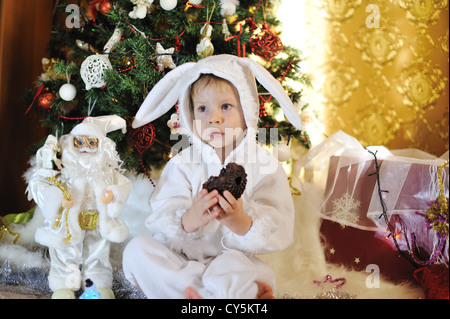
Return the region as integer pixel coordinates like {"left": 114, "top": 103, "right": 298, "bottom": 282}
{"left": 298, "top": 131, "right": 449, "bottom": 284}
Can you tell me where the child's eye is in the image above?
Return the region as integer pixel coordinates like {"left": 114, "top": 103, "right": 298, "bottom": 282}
{"left": 222, "top": 103, "right": 232, "bottom": 110}
{"left": 198, "top": 106, "right": 207, "bottom": 112}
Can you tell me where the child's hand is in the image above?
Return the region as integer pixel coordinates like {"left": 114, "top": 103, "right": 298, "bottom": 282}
{"left": 213, "top": 190, "right": 252, "bottom": 236}
{"left": 182, "top": 189, "right": 220, "bottom": 233}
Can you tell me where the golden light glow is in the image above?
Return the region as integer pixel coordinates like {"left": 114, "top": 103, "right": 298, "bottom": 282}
{"left": 277, "top": 0, "right": 449, "bottom": 155}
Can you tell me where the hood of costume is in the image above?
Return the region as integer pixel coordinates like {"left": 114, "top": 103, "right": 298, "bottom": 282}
{"left": 133, "top": 54, "right": 302, "bottom": 152}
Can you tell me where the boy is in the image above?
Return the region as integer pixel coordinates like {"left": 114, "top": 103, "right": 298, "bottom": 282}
{"left": 123, "top": 55, "right": 301, "bottom": 298}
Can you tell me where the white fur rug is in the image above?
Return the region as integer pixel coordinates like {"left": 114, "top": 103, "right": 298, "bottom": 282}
{"left": 1, "top": 174, "right": 425, "bottom": 299}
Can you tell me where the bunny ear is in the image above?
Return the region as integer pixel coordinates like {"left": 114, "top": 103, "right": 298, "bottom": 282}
{"left": 132, "top": 62, "right": 196, "bottom": 128}
{"left": 237, "top": 58, "right": 302, "bottom": 130}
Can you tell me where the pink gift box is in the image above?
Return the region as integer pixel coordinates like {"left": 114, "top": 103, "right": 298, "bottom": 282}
{"left": 320, "top": 154, "right": 449, "bottom": 281}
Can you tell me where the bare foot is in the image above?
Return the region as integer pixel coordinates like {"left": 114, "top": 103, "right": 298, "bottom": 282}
{"left": 184, "top": 286, "right": 203, "bottom": 299}
{"left": 256, "top": 282, "right": 275, "bottom": 299}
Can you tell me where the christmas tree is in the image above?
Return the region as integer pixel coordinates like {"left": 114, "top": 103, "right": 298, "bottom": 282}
{"left": 24, "top": 0, "right": 311, "bottom": 177}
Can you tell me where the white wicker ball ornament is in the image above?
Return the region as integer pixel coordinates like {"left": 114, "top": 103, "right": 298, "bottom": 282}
{"left": 80, "top": 54, "right": 113, "bottom": 90}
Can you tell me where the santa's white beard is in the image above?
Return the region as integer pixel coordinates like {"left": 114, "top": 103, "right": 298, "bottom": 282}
{"left": 59, "top": 136, "right": 122, "bottom": 185}
{"left": 61, "top": 149, "right": 107, "bottom": 183}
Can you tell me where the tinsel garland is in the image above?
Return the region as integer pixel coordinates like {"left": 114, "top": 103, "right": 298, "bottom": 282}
{"left": 409, "top": 159, "right": 449, "bottom": 265}
{"left": 368, "top": 150, "right": 449, "bottom": 267}
{"left": 0, "top": 258, "right": 146, "bottom": 299}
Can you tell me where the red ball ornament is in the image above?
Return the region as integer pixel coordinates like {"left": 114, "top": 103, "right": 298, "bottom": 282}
{"left": 38, "top": 92, "right": 55, "bottom": 110}
{"left": 249, "top": 23, "right": 284, "bottom": 62}
{"left": 130, "top": 123, "right": 156, "bottom": 155}
{"left": 99, "top": 0, "right": 112, "bottom": 14}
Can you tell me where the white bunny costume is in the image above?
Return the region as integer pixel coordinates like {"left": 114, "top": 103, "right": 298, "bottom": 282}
{"left": 123, "top": 55, "right": 302, "bottom": 298}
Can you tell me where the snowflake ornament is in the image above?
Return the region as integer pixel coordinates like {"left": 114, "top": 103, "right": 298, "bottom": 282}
{"left": 331, "top": 192, "right": 361, "bottom": 225}
{"left": 154, "top": 42, "right": 176, "bottom": 71}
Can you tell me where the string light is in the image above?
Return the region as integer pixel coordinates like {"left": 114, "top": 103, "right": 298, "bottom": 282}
{"left": 366, "top": 148, "right": 417, "bottom": 268}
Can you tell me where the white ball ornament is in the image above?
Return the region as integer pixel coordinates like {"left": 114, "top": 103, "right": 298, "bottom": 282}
{"left": 190, "top": 0, "right": 202, "bottom": 4}
{"left": 59, "top": 83, "right": 77, "bottom": 101}
{"left": 160, "top": 0, "right": 177, "bottom": 10}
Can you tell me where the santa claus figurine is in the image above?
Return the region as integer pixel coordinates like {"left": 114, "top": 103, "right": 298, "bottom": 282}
{"left": 25, "top": 115, "right": 132, "bottom": 299}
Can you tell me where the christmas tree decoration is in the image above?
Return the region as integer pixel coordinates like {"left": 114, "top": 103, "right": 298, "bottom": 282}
{"left": 129, "top": 0, "right": 154, "bottom": 19}
{"left": 160, "top": 0, "right": 177, "bottom": 11}
{"left": 154, "top": 42, "right": 177, "bottom": 71}
{"left": 80, "top": 26, "right": 123, "bottom": 90}
{"left": 24, "top": 0, "right": 311, "bottom": 181}
{"left": 130, "top": 123, "right": 156, "bottom": 155}
{"left": 40, "top": 58, "right": 66, "bottom": 82}
{"left": 196, "top": 2, "right": 215, "bottom": 59}
{"left": 80, "top": 54, "right": 113, "bottom": 90}
{"left": 88, "top": 0, "right": 113, "bottom": 23}
{"left": 103, "top": 26, "right": 124, "bottom": 54}
{"left": 167, "top": 113, "right": 184, "bottom": 135}
{"left": 38, "top": 91, "right": 56, "bottom": 110}
{"left": 220, "top": 0, "right": 239, "bottom": 38}
{"left": 59, "top": 83, "right": 77, "bottom": 102}
{"left": 250, "top": 23, "right": 284, "bottom": 62}
{"left": 99, "top": 0, "right": 112, "bottom": 14}
{"left": 220, "top": 0, "right": 239, "bottom": 17}
{"left": 196, "top": 23, "right": 214, "bottom": 59}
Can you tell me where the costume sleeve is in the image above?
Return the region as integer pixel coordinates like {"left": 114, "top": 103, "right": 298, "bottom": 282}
{"left": 145, "top": 158, "right": 204, "bottom": 252}
{"left": 222, "top": 161, "right": 295, "bottom": 254}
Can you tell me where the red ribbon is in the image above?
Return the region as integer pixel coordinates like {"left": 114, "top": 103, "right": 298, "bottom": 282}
{"left": 25, "top": 84, "right": 45, "bottom": 115}
{"left": 225, "top": 23, "right": 246, "bottom": 57}
{"left": 184, "top": 1, "right": 205, "bottom": 11}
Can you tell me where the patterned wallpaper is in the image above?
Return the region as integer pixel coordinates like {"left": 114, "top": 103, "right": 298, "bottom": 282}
{"left": 280, "top": 0, "right": 449, "bottom": 156}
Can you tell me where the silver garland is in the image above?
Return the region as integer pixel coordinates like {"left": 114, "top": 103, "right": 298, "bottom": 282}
{"left": 0, "top": 257, "right": 146, "bottom": 299}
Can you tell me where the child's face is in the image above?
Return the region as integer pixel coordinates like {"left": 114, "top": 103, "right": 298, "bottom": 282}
{"left": 192, "top": 81, "right": 247, "bottom": 151}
